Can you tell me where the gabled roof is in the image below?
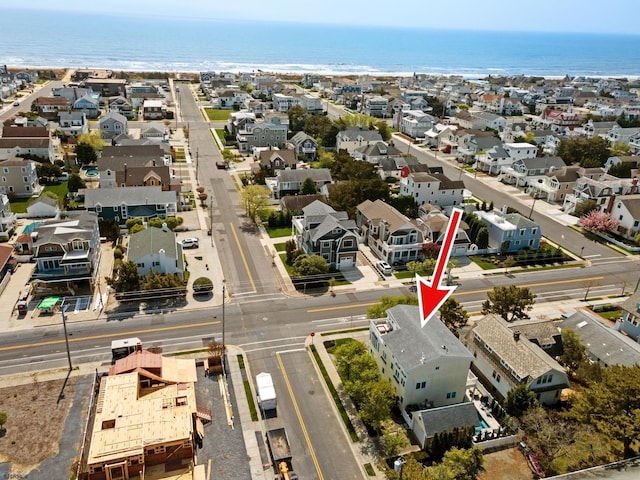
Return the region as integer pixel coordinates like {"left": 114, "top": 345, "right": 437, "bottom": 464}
{"left": 281, "top": 194, "right": 327, "bottom": 212}
{"left": 84, "top": 186, "right": 178, "bottom": 207}
{"left": 560, "top": 310, "right": 640, "bottom": 367}
{"left": 1, "top": 126, "right": 49, "bottom": 138}
{"left": 383, "top": 305, "right": 473, "bottom": 372}
{"left": 276, "top": 168, "right": 332, "bottom": 183}
{"left": 32, "top": 211, "right": 97, "bottom": 245}
{"left": 414, "top": 402, "right": 479, "bottom": 438}
{"left": 289, "top": 131, "right": 317, "bottom": 146}
{"left": 357, "top": 199, "right": 418, "bottom": 233}
{"left": 100, "top": 111, "right": 127, "bottom": 124}
{"left": 616, "top": 194, "right": 640, "bottom": 218}
{"left": 258, "top": 147, "right": 297, "bottom": 168}
{"left": 517, "top": 156, "right": 566, "bottom": 170}
{"left": 470, "top": 314, "right": 566, "bottom": 384}
{"left": 338, "top": 126, "right": 383, "bottom": 142}
{"left": 127, "top": 227, "right": 181, "bottom": 262}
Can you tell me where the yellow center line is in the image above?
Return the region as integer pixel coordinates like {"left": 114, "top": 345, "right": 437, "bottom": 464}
{"left": 306, "top": 276, "right": 605, "bottom": 313}
{"left": 276, "top": 352, "right": 324, "bottom": 480}
{"left": 0, "top": 320, "right": 221, "bottom": 352}
{"left": 229, "top": 222, "right": 256, "bottom": 292}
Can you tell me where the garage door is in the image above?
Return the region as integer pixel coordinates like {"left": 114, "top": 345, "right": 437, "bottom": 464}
{"left": 338, "top": 256, "right": 355, "bottom": 269}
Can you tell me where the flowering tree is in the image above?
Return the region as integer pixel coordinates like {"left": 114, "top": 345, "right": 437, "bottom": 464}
{"left": 580, "top": 210, "right": 619, "bottom": 233}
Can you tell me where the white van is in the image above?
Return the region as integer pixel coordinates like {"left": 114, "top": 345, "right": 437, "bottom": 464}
{"left": 376, "top": 261, "right": 393, "bottom": 276}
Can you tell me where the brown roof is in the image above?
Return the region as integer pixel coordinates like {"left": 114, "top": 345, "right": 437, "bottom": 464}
{"left": 0, "top": 138, "right": 49, "bottom": 149}
{"left": 281, "top": 194, "right": 327, "bottom": 212}
{"left": 35, "top": 96, "right": 71, "bottom": 106}
{"left": 1, "top": 126, "right": 49, "bottom": 138}
{"left": 116, "top": 165, "right": 170, "bottom": 186}
{"left": 0, "top": 244, "right": 12, "bottom": 270}
{"left": 108, "top": 349, "right": 162, "bottom": 376}
{"left": 618, "top": 194, "right": 640, "bottom": 218}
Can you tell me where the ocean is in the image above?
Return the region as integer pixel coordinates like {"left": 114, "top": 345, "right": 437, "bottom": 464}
{"left": 2, "top": 8, "right": 640, "bottom": 78}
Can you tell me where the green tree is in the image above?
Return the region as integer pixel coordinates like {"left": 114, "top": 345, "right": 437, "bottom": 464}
{"left": 366, "top": 295, "right": 418, "bottom": 318}
{"left": 106, "top": 260, "right": 140, "bottom": 292}
{"left": 610, "top": 142, "right": 631, "bottom": 157}
{"left": 0, "top": 411, "right": 6, "bottom": 431}
{"left": 388, "top": 195, "right": 419, "bottom": 218}
{"left": 505, "top": 384, "right": 538, "bottom": 417}
{"left": 439, "top": 298, "right": 469, "bottom": 331}
{"left": 567, "top": 364, "right": 640, "bottom": 459}
{"left": 376, "top": 120, "right": 391, "bottom": 141}
{"left": 476, "top": 227, "right": 489, "bottom": 249}
{"left": 299, "top": 177, "right": 318, "bottom": 195}
{"left": 573, "top": 199, "right": 599, "bottom": 218}
{"left": 141, "top": 270, "right": 183, "bottom": 290}
{"left": 36, "top": 162, "right": 62, "bottom": 182}
{"left": 125, "top": 218, "right": 144, "bottom": 230}
{"left": 193, "top": 276, "right": 213, "bottom": 293}
{"left": 291, "top": 254, "right": 329, "bottom": 277}
{"left": 608, "top": 161, "right": 633, "bottom": 178}
{"left": 501, "top": 255, "right": 517, "bottom": 274}
{"left": 556, "top": 137, "right": 610, "bottom": 167}
{"left": 98, "top": 219, "right": 120, "bottom": 243}
{"left": 481, "top": 285, "right": 536, "bottom": 322}
{"left": 440, "top": 446, "right": 485, "bottom": 480}
{"left": 164, "top": 216, "right": 182, "bottom": 231}
{"left": 240, "top": 185, "right": 270, "bottom": 224}
{"left": 67, "top": 173, "right": 86, "bottom": 193}
{"left": 77, "top": 131, "right": 104, "bottom": 150}
{"left": 380, "top": 419, "right": 410, "bottom": 457}
{"left": 334, "top": 340, "right": 369, "bottom": 382}
{"left": 287, "top": 104, "right": 308, "bottom": 134}
{"left": 333, "top": 113, "right": 379, "bottom": 131}
{"left": 358, "top": 378, "right": 395, "bottom": 430}
{"left": 560, "top": 329, "right": 587, "bottom": 372}
{"left": 75, "top": 142, "right": 98, "bottom": 165}
{"left": 304, "top": 114, "right": 333, "bottom": 142}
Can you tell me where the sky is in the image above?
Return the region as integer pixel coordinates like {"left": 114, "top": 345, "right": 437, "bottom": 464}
{"left": 9, "top": 0, "right": 640, "bottom": 35}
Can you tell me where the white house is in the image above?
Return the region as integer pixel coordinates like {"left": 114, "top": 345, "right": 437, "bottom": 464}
{"left": 399, "top": 171, "right": 465, "bottom": 208}
{"left": 369, "top": 304, "right": 474, "bottom": 413}
{"left": 602, "top": 194, "right": 640, "bottom": 241}
{"left": 127, "top": 227, "right": 185, "bottom": 280}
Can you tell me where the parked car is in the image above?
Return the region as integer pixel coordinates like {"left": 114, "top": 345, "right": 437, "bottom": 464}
{"left": 181, "top": 238, "right": 199, "bottom": 249}
{"left": 13, "top": 100, "right": 19, "bottom": 107}
{"left": 376, "top": 261, "right": 393, "bottom": 276}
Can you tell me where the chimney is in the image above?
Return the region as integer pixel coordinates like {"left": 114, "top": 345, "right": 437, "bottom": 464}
{"left": 605, "top": 194, "right": 616, "bottom": 214}
{"left": 124, "top": 163, "right": 127, "bottom": 182}
{"left": 513, "top": 330, "right": 521, "bottom": 341}
{"left": 631, "top": 177, "right": 638, "bottom": 195}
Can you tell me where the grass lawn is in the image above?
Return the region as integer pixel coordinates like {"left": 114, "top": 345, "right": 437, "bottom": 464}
{"left": 43, "top": 182, "right": 68, "bottom": 200}
{"left": 267, "top": 227, "right": 292, "bottom": 238}
{"left": 326, "top": 337, "right": 358, "bottom": 355}
{"left": 9, "top": 183, "right": 68, "bottom": 214}
{"left": 469, "top": 255, "right": 498, "bottom": 270}
{"left": 274, "top": 242, "right": 287, "bottom": 252}
{"left": 204, "top": 108, "right": 231, "bottom": 121}
{"left": 394, "top": 269, "right": 431, "bottom": 279}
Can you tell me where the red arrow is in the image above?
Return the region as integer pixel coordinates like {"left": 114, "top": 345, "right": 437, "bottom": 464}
{"left": 418, "top": 208, "right": 463, "bottom": 327}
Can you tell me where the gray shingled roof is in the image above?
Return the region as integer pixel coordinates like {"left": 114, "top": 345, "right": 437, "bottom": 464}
{"left": 84, "top": 186, "right": 178, "bottom": 207}
{"left": 560, "top": 310, "right": 640, "bottom": 367}
{"left": 384, "top": 305, "right": 473, "bottom": 373}
{"left": 277, "top": 168, "right": 332, "bottom": 183}
{"left": 519, "top": 156, "right": 566, "bottom": 170}
{"left": 415, "top": 402, "right": 479, "bottom": 438}
{"left": 127, "top": 227, "right": 182, "bottom": 262}
{"left": 33, "top": 211, "right": 97, "bottom": 246}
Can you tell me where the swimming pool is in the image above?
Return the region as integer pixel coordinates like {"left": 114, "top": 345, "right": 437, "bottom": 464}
{"left": 475, "top": 414, "right": 490, "bottom": 434}
{"left": 86, "top": 169, "right": 99, "bottom": 176}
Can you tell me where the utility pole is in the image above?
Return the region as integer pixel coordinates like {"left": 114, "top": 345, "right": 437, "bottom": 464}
{"left": 61, "top": 305, "right": 72, "bottom": 371}
{"left": 196, "top": 148, "right": 199, "bottom": 183}
{"left": 222, "top": 279, "right": 226, "bottom": 375}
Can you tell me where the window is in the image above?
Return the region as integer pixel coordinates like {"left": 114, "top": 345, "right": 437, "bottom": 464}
{"left": 23, "top": 176, "right": 28, "bottom": 183}
{"left": 484, "top": 343, "right": 493, "bottom": 353}
{"left": 446, "top": 391, "right": 457, "bottom": 399}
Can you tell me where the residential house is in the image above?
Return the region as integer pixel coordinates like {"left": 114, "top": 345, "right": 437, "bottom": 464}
{"left": 363, "top": 95, "right": 388, "bottom": 118}
{"left": 127, "top": 227, "right": 184, "bottom": 280}
{"left": 108, "top": 96, "right": 134, "bottom": 119}
{"left": 99, "top": 111, "right": 128, "bottom": 139}
{"left": 0, "top": 125, "right": 53, "bottom": 161}
{"left": 100, "top": 144, "right": 172, "bottom": 167}
{"left": 34, "top": 96, "right": 72, "bottom": 120}
{"left": 85, "top": 349, "right": 203, "bottom": 480}
{"left": 411, "top": 403, "right": 480, "bottom": 450}
{"left": 30, "top": 211, "right": 101, "bottom": 297}
{"left": 540, "top": 108, "right": 579, "bottom": 133}
{"left": 0, "top": 158, "right": 42, "bottom": 198}
{"left": 0, "top": 194, "right": 15, "bottom": 240}
{"left": 83, "top": 78, "right": 126, "bottom": 97}
{"left": 399, "top": 170, "right": 465, "bottom": 208}
{"left": 617, "top": 291, "right": 640, "bottom": 342}
{"left": 369, "top": 304, "right": 474, "bottom": 412}
{"left": 561, "top": 310, "right": 640, "bottom": 368}
{"left": 140, "top": 122, "right": 167, "bottom": 140}
{"left": 606, "top": 124, "right": 640, "bottom": 147}
{"left": 418, "top": 207, "right": 471, "bottom": 257}
{"left": 51, "top": 86, "right": 94, "bottom": 103}
{"left": 475, "top": 144, "right": 510, "bottom": 175}
{"left": 299, "top": 94, "right": 324, "bottom": 114}
{"left": 236, "top": 113, "right": 289, "bottom": 153}
{"left": 464, "top": 314, "right": 569, "bottom": 405}
{"left": 473, "top": 210, "right": 541, "bottom": 253}
{"left": 454, "top": 130, "right": 500, "bottom": 163}
{"left": 473, "top": 111, "right": 507, "bottom": 131}
{"left": 604, "top": 155, "right": 640, "bottom": 176}
{"left": 257, "top": 147, "right": 298, "bottom": 173}
{"left": 582, "top": 120, "right": 618, "bottom": 139}
{"left": 531, "top": 166, "right": 604, "bottom": 203}
{"left": 142, "top": 99, "right": 165, "bottom": 120}
{"left": 292, "top": 200, "right": 359, "bottom": 269}
{"left": 58, "top": 112, "right": 89, "bottom": 136}
{"left": 25, "top": 195, "right": 60, "bottom": 218}
{"left": 267, "top": 168, "right": 332, "bottom": 199}
{"left": 335, "top": 126, "right": 384, "bottom": 154}
{"left": 356, "top": 199, "right": 428, "bottom": 265}
{"left": 227, "top": 111, "right": 256, "bottom": 136}
{"left": 272, "top": 92, "right": 299, "bottom": 112}
{"left": 73, "top": 95, "right": 100, "bottom": 118}
{"left": 395, "top": 109, "right": 435, "bottom": 139}
{"left": 603, "top": 193, "right": 640, "bottom": 240}
{"left": 213, "top": 89, "right": 251, "bottom": 110}
{"left": 377, "top": 156, "right": 423, "bottom": 181}
{"left": 84, "top": 186, "right": 178, "bottom": 226}
{"left": 453, "top": 111, "right": 484, "bottom": 130}
{"left": 563, "top": 175, "right": 636, "bottom": 215}
{"left": 288, "top": 132, "right": 318, "bottom": 161}
{"left": 353, "top": 142, "right": 402, "bottom": 165}
{"left": 280, "top": 194, "right": 327, "bottom": 213}
{"left": 424, "top": 124, "right": 458, "bottom": 149}
{"left": 499, "top": 156, "right": 566, "bottom": 188}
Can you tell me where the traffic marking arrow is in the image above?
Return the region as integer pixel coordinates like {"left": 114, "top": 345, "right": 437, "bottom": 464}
{"left": 418, "top": 208, "right": 463, "bottom": 328}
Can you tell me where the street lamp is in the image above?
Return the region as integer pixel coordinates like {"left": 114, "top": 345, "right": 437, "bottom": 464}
{"left": 60, "top": 304, "right": 72, "bottom": 371}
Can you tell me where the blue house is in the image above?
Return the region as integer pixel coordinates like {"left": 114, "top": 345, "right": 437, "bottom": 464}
{"left": 617, "top": 291, "right": 640, "bottom": 342}
{"left": 473, "top": 210, "right": 541, "bottom": 253}
{"left": 73, "top": 94, "right": 100, "bottom": 118}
